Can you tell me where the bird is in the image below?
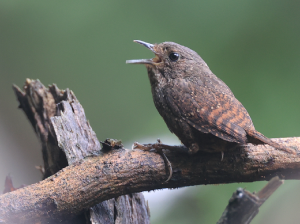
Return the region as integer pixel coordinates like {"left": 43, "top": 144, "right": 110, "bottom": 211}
{"left": 126, "top": 40, "right": 295, "bottom": 157}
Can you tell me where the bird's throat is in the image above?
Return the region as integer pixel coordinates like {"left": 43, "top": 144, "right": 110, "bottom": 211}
{"left": 147, "top": 66, "right": 166, "bottom": 87}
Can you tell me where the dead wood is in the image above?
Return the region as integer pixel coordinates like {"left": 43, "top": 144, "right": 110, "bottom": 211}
{"left": 0, "top": 79, "right": 149, "bottom": 224}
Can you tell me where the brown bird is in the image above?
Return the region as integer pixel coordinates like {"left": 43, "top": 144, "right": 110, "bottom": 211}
{"left": 126, "top": 40, "right": 294, "bottom": 156}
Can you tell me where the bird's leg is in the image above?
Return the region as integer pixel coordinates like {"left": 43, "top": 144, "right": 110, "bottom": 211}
{"left": 133, "top": 139, "right": 186, "bottom": 182}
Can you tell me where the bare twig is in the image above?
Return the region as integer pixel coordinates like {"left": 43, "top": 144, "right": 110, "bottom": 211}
{"left": 217, "top": 176, "right": 283, "bottom": 224}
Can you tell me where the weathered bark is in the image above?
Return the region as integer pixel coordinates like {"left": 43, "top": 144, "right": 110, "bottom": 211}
{"left": 2, "top": 79, "right": 150, "bottom": 224}
{"left": 0, "top": 79, "right": 299, "bottom": 223}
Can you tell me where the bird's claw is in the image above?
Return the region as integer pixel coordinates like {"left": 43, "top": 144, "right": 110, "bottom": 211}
{"left": 133, "top": 141, "right": 173, "bottom": 182}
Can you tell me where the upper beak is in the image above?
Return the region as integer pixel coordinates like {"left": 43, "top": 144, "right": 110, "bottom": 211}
{"left": 126, "top": 40, "right": 161, "bottom": 65}
{"left": 133, "top": 40, "right": 155, "bottom": 53}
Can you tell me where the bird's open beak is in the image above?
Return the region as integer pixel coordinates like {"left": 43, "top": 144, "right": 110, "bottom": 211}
{"left": 126, "top": 40, "right": 161, "bottom": 65}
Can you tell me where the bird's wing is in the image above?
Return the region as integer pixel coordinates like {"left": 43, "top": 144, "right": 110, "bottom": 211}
{"left": 163, "top": 78, "right": 254, "bottom": 143}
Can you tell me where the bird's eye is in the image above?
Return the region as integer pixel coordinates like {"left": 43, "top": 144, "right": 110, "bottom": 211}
{"left": 169, "top": 52, "right": 180, "bottom": 62}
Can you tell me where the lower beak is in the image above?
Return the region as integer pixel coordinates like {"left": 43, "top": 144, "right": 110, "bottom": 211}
{"left": 126, "top": 59, "right": 154, "bottom": 65}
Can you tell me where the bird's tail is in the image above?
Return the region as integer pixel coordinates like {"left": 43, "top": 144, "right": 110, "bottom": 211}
{"left": 246, "top": 129, "right": 297, "bottom": 155}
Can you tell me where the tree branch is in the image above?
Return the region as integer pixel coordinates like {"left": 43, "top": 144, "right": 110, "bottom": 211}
{"left": 1, "top": 136, "right": 299, "bottom": 223}
{"left": 0, "top": 79, "right": 299, "bottom": 223}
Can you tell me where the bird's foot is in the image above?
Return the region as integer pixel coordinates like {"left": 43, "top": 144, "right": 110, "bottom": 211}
{"left": 133, "top": 139, "right": 184, "bottom": 182}
{"left": 133, "top": 140, "right": 189, "bottom": 153}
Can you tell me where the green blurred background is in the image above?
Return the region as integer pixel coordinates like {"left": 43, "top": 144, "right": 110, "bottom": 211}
{"left": 0, "top": 1, "right": 299, "bottom": 223}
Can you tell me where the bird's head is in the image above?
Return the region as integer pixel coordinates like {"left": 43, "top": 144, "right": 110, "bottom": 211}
{"left": 127, "top": 40, "right": 208, "bottom": 83}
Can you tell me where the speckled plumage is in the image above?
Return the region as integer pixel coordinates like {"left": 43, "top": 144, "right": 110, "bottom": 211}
{"left": 127, "top": 40, "right": 292, "bottom": 155}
